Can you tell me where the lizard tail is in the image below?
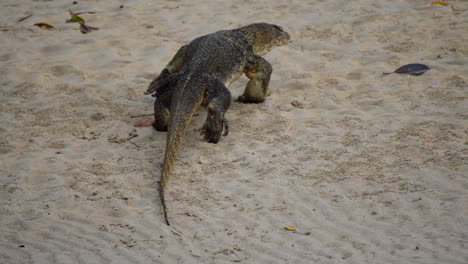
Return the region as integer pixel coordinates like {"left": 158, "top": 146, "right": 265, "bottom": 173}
{"left": 159, "top": 179, "right": 170, "bottom": 225}
{"left": 159, "top": 73, "right": 204, "bottom": 225}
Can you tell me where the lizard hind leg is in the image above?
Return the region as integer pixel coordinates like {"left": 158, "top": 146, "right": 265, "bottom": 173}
{"left": 200, "top": 78, "right": 232, "bottom": 143}
{"left": 238, "top": 55, "right": 272, "bottom": 103}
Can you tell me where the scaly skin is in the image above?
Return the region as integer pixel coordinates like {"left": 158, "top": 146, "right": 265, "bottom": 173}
{"left": 146, "top": 23, "right": 290, "bottom": 225}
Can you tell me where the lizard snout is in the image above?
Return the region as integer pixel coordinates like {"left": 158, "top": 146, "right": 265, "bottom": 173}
{"left": 276, "top": 31, "right": 291, "bottom": 46}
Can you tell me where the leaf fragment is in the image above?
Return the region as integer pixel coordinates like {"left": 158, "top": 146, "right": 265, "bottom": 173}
{"left": 34, "top": 22, "right": 54, "bottom": 29}
{"left": 0, "top": 27, "right": 9, "bottom": 31}
{"left": 66, "top": 15, "right": 85, "bottom": 23}
{"left": 79, "top": 23, "right": 99, "bottom": 34}
{"left": 284, "top": 226, "right": 296, "bottom": 231}
{"left": 427, "top": 1, "right": 448, "bottom": 6}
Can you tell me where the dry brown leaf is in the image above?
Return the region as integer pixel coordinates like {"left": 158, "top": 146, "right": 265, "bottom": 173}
{"left": 283, "top": 225, "right": 311, "bottom": 235}
{"left": 79, "top": 23, "right": 99, "bottom": 34}
{"left": 428, "top": 1, "right": 448, "bottom": 6}
{"left": 34, "top": 22, "right": 54, "bottom": 29}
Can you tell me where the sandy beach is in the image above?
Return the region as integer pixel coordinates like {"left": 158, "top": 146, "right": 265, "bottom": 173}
{"left": 1, "top": 0, "right": 467, "bottom": 263}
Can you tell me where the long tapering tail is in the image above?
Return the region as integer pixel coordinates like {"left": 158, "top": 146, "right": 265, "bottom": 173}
{"left": 159, "top": 176, "right": 170, "bottom": 225}
{"left": 159, "top": 72, "right": 204, "bottom": 225}
{"left": 160, "top": 144, "right": 180, "bottom": 226}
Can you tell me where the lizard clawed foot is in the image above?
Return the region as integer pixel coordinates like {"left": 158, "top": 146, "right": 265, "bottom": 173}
{"left": 237, "top": 95, "right": 265, "bottom": 104}
{"left": 199, "top": 111, "right": 228, "bottom": 143}
{"left": 237, "top": 95, "right": 247, "bottom": 103}
{"left": 199, "top": 123, "right": 223, "bottom": 143}
{"left": 222, "top": 118, "right": 229, "bottom": 136}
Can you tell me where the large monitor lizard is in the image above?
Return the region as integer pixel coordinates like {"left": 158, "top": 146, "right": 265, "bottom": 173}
{"left": 144, "top": 23, "right": 290, "bottom": 225}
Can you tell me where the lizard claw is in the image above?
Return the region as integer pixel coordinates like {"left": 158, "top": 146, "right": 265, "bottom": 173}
{"left": 200, "top": 114, "right": 227, "bottom": 144}
{"left": 237, "top": 94, "right": 265, "bottom": 104}
{"left": 222, "top": 118, "right": 229, "bottom": 136}
{"left": 199, "top": 126, "right": 207, "bottom": 137}
{"left": 199, "top": 125, "right": 221, "bottom": 143}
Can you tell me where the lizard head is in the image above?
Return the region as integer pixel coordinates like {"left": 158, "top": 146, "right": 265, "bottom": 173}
{"left": 269, "top": 24, "right": 291, "bottom": 47}
{"left": 240, "top": 23, "right": 291, "bottom": 55}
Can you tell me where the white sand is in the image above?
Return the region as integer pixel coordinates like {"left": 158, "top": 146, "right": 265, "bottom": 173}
{"left": 1, "top": 0, "right": 467, "bottom": 263}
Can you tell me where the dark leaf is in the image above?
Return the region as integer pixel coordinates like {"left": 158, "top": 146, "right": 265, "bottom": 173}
{"left": 383, "top": 63, "right": 430, "bottom": 76}
{"left": 80, "top": 23, "right": 99, "bottom": 34}
{"left": 18, "top": 13, "right": 32, "bottom": 22}
{"left": 34, "top": 22, "right": 54, "bottom": 29}
{"left": 69, "top": 10, "right": 96, "bottom": 16}
{"left": 66, "top": 15, "right": 85, "bottom": 23}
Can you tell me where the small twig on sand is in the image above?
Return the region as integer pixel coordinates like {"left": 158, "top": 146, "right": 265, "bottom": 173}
{"left": 69, "top": 10, "right": 96, "bottom": 16}
{"left": 18, "top": 13, "right": 32, "bottom": 22}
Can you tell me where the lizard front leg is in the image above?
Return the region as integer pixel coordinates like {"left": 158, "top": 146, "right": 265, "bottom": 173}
{"left": 201, "top": 78, "right": 232, "bottom": 143}
{"left": 145, "top": 45, "right": 188, "bottom": 96}
{"left": 238, "top": 55, "right": 272, "bottom": 103}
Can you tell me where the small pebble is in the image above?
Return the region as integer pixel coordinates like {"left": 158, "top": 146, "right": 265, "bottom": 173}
{"left": 120, "top": 5, "right": 124, "bottom": 8}
{"left": 291, "top": 100, "right": 304, "bottom": 108}
{"left": 73, "top": 1, "right": 78, "bottom": 4}
{"left": 90, "top": 112, "right": 105, "bottom": 121}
